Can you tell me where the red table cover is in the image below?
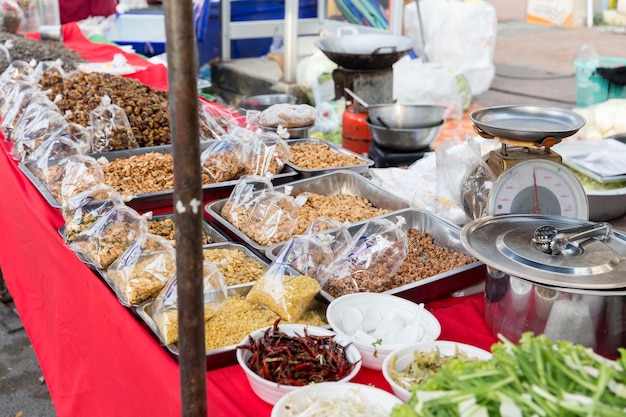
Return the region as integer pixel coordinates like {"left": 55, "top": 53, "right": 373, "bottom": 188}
{"left": 0, "top": 25, "right": 498, "bottom": 417}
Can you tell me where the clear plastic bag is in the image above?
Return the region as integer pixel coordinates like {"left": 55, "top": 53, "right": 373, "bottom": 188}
{"left": 200, "top": 130, "right": 248, "bottom": 183}
{"left": 106, "top": 233, "right": 177, "bottom": 306}
{"left": 272, "top": 234, "right": 335, "bottom": 286}
{"left": 151, "top": 260, "right": 228, "bottom": 345}
{"left": 33, "top": 59, "right": 65, "bottom": 88}
{"left": 61, "top": 183, "right": 125, "bottom": 243}
{"left": 11, "top": 109, "right": 68, "bottom": 161}
{"left": 1, "top": 87, "right": 43, "bottom": 138}
{"left": 324, "top": 217, "right": 409, "bottom": 297}
{"left": 69, "top": 204, "right": 148, "bottom": 270}
{"left": 304, "top": 217, "right": 352, "bottom": 257}
{"left": 12, "top": 94, "right": 60, "bottom": 142}
{"left": 220, "top": 175, "right": 274, "bottom": 229}
{"left": 0, "top": 60, "right": 33, "bottom": 84}
{"left": 240, "top": 190, "right": 299, "bottom": 246}
{"left": 459, "top": 135, "right": 496, "bottom": 221}
{"left": 246, "top": 261, "right": 320, "bottom": 322}
{"left": 26, "top": 135, "right": 83, "bottom": 182}
{"left": 198, "top": 99, "right": 230, "bottom": 141}
{"left": 0, "top": 78, "right": 32, "bottom": 117}
{"left": 89, "top": 95, "right": 139, "bottom": 152}
{"left": 46, "top": 154, "right": 105, "bottom": 203}
{"left": 0, "top": 1, "right": 23, "bottom": 33}
{"left": 244, "top": 130, "right": 290, "bottom": 176}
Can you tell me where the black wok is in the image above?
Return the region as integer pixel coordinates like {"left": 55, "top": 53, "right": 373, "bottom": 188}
{"left": 316, "top": 33, "right": 413, "bottom": 70}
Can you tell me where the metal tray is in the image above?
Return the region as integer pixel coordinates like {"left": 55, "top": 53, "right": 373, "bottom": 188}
{"left": 18, "top": 144, "right": 298, "bottom": 211}
{"left": 265, "top": 208, "right": 485, "bottom": 304}
{"left": 470, "top": 105, "right": 586, "bottom": 142}
{"left": 285, "top": 138, "right": 374, "bottom": 178}
{"left": 204, "top": 170, "right": 411, "bottom": 255}
{"left": 135, "top": 284, "right": 330, "bottom": 370}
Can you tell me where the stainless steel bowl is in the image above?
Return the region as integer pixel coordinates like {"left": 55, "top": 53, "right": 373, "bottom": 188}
{"left": 241, "top": 94, "right": 296, "bottom": 111}
{"left": 366, "top": 117, "right": 444, "bottom": 151}
{"left": 367, "top": 104, "right": 446, "bottom": 129}
{"left": 258, "top": 124, "right": 313, "bottom": 139}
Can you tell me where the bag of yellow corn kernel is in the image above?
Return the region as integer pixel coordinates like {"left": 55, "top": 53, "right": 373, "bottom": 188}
{"left": 151, "top": 260, "right": 227, "bottom": 346}
{"left": 106, "top": 233, "right": 176, "bottom": 306}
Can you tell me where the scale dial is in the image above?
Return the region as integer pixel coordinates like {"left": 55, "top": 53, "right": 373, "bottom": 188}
{"left": 488, "top": 159, "right": 589, "bottom": 220}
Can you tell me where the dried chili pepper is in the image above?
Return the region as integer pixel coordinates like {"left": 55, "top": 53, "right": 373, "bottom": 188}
{"left": 237, "top": 319, "right": 358, "bottom": 386}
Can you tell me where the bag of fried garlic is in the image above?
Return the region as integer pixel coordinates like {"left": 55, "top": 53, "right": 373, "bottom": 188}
{"left": 243, "top": 129, "right": 290, "bottom": 176}
{"left": 11, "top": 109, "right": 68, "bottom": 162}
{"left": 89, "top": 95, "right": 139, "bottom": 152}
{"left": 151, "top": 261, "right": 228, "bottom": 346}
{"left": 106, "top": 233, "right": 176, "bottom": 306}
{"left": 46, "top": 154, "right": 105, "bottom": 203}
{"left": 69, "top": 204, "right": 148, "bottom": 270}
{"left": 246, "top": 258, "right": 320, "bottom": 323}
{"left": 200, "top": 128, "right": 251, "bottom": 183}
{"left": 61, "top": 183, "right": 125, "bottom": 243}
{"left": 323, "top": 217, "right": 409, "bottom": 297}
{"left": 220, "top": 175, "right": 274, "bottom": 229}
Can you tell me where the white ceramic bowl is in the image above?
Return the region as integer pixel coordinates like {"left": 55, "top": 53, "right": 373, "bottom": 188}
{"left": 236, "top": 324, "right": 362, "bottom": 405}
{"left": 382, "top": 340, "right": 492, "bottom": 402}
{"left": 326, "top": 293, "right": 441, "bottom": 371}
{"left": 271, "top": 382, "right": 402, "bottom": 417}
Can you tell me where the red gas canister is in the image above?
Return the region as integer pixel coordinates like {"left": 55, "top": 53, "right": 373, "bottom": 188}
{"left": 341, "top": 105, "right": 372, "bottom": 156}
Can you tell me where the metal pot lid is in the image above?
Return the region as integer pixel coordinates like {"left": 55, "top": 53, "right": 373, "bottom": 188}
{"left": 460, "top": 214, "right": 626, "bottom": 290}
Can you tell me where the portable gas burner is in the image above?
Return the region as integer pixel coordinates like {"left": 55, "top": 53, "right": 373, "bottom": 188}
{"left": 368, "top": 141, "right": 429, "bottom": 168}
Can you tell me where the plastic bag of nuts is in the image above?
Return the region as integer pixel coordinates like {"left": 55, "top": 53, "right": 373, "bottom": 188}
{"left": 89, "top": 95, "right": 139, "bottom": 152}
{"left": 151, "top": 261, "right": 228, "bottom": 345}
{"left": 272, "top": 234, "right": 335, "bottom": 287}
{"left": 200, "top": 130, "right": 248, "bottom": 183}
{"left": 61, "top": 183, "right": 126, "bottom": 243}
{"left": 106, "top": 233, "right": 177, "bottom": 306}
{"left": 27, "top": 135, "right": 84, "bottom": 182}
{"left": 11, "top": 95, "right": 60, "bottom": 143}
{"left": 239, "top": 191, "right": 299, "bottom": 246}
{"left": 324, "top": 217, "right": 409, "bottom": 297}
{"left": 304, "top": 217, "right": 352, "bottom": 257}
{"left": 11, "top": 109, "right": 68, "bottom": 161}
{"left": 46, "top": 154, "right": 105, "bottom": 203}
{"left": 243, "top": 130, "right": 290, "bottom": 176}
{"left": 69, "top": 204, "right": 148, "bottom": 270}
{"left": 220, "top": 175, "right": 274, "bottom": 229}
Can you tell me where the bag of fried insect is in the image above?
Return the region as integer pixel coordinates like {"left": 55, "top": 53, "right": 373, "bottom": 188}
{"left": 304, "top": 216, "right": 352, "bottom": 257}
{"left": 89, "top": 95, "right": 139, "bottom": 152}
{"left": 246, "top": 258, "right": 321, "bottom": 323}
{"left": 106, "top": 233, "right": 177, "bottom": 306}
{"left": 33, "top": 59, "right": 65, "bottom": 91}
{"left": 61, "top": 183, "right": 126, "bottom": 243}
{"left": 25, "top": 123, "right": 93, "bottom": 174}
{"left": 151, "top": 261, "right": 228, "bottom": 346}
{"left": 238, "top": 188, "right": 299, "bottom": 247}
{"left": 200, "top": 127, "right": 252, "bottom": 183}
{"left": 46, "top": 154, "right": 105, "bottom": 203}
{"left": 0, "top": 77, "right": 31, "bottom": 116}
{"left": 219, "top": 175, "right": 274, "bottom": 229}
{"left": 11, "top": 94, "right": 59, "bottom": 143}
{"left": 0, "top": 1, "right": 23, "bottom": 34}
{"left": 198, "top": 99, "right": 236, "bottom": 141}
{"left": 2, "top": 87, "right": 46, "bottom": 139}
{"left": 11, "top": 108, "right": 68, "bottom": 161}
{"left": 243, "top": 129, "right": 290, "bottom": 176}
{"left": 69, "top": 204, "right": 148, "bottom": 270}
{"left": 323, "top": 217, "right": 409, "bottom": 298}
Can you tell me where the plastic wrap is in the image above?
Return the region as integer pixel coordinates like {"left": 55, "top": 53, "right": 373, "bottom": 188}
{"left": 12, "top": 94, "right": 60, "bottom": 142}
{"left": 200, "top": 131, "right": 248, "bottom": 183}
{"left": 219, "top": 175, "right": 274, "bottom": 229}
{"left": 89, "top": 95, "right": 139, "bottom": 152}
{"left": 246, "top": 260, "right": 320, "bottom": 322}
{"left": 11, "top": 109, "right": 68, "bottom": 161}
{"left": 238, "top": 191, "right": 299, "bottom": 246}
{"left": 324, "top": 217, "right": 409, "bottom": 297}
{"left": 1, "top": 87, "right": 43, "bottom": 137}
{"left": 272, "top": 235, "right": 335, "bottom": 286}
{"left": 244, "top": 130, "right": 290, "bottom": 176}
{"left": 61, "top": 183, "right": 125, "bottom": 243}
{"left": 69, "top": 204, "right": 148, "bottom": 270}
{"left": 151, "top": 261, "right": 228, "bottom": 345}
{"left": 106, "top": 233, "right": 177, "bottom": 306}
{"left": 46, "top": 154, "right": 105, "bottom": 203}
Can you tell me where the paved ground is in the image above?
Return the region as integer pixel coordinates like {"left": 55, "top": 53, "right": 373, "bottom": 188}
{"left": 1, "top": 19, "right": 625, "bottom": 417}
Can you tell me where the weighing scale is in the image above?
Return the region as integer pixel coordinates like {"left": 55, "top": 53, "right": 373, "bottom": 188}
{"left": 470, "top": 105, "right": 589, "bottom": 220}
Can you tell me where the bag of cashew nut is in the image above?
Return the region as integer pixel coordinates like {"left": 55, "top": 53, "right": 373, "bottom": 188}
{"left": 200, "top": 128, "right": 250, "bottom": 183}
{"left": 106, "top": 233, "right": 177, "bottom": 306}
{"left": 61, "top": 183, "right": 126, "bottom": 243}
{"left": 151, "top": 261, "right": 228, "bottom": 346}
{"left": 246, "top": 260, "right": 321, "bottom": 323}
{"left": 69, "top": 204, "right": 148, "bottom": 270}
{"left": 220, "top": 175, "right": 275, "bottom": 229}
{"left": 237, "top": 189, "right": 299, "bottom": 246}
{"left": 243, "top": 130, "right": 290, "bottom": 177}
{"left": 198, "top": 99, "right": 237, "bottom": 141}
{"left": 89, "top": 95, "right": 139, "bottom": 152}
{"left": 11, "top": 109, "right": 69, "bottom": 162}
{"left": 46, "top": 154, "right": 106, "bottom": 203}
{"left": 323, "top": 217, "right": 409, "bottom": 297}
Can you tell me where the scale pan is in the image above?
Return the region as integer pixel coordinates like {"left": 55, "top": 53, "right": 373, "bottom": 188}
{"left": 470, "top": 105, "right": 586, "bottom": 142}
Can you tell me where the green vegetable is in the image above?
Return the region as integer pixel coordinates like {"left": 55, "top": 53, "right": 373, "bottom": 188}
{"left": 391, "top": 332, "right": 626, "bottom": 417}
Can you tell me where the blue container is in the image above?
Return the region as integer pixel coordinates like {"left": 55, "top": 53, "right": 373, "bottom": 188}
{"left": 574, "top": 57, "right": 626, "bottom": 108}
{"left": 197, "top": 0, "right": 318, "bottom": 65}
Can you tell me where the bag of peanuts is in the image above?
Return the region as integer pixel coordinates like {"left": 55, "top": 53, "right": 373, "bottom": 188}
{"left": 246, "top": 260, "right": 321, "bottom": 322}
{"left": 89, "top": 95, "right": 139, "bottom": 152}
{"left": 220, "top": 175, "right": 275, "bottom": 229}
{"left": 69, "top": 204, "right": 148, "bottom": 270}
{"left": 200, "top": 129, "right": 250, "bottom": 183}
{"left": 61, "top": 183, "right": 126, "bottom": 243}
{"left": 11, "top": 109, "right": 68, "bottom": 161}
{"left": 240, "top": 190, "right": 299, "bottom": 246}
{"left": 46, "top": 154, "right": 105, "bottom": 203}
{"left": 106, "top": 233, "right": 177, "bottom": 306}
{"left": 323, "top": 217, "right": 409, "bottom": 297}
{"left": 243, "top": 130, "right": 290, "bottom": 176}
{"left": 151, "top": 261, "right": 228, "bottom": 346}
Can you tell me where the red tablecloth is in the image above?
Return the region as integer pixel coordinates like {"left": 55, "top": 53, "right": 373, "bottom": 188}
{"left": 0, "top": 26, "right": 498, "bottom": 417}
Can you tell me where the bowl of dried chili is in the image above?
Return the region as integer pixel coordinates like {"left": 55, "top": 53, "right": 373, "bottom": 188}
{"left": 236, "top": 320, "right": 362, "bottom": 405}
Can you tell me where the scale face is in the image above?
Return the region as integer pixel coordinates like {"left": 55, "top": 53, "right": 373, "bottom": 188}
{"left": 488, "top": 159, "right": 589, "bottom": 220}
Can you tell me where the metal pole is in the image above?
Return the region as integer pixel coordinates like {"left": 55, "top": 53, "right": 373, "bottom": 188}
{"left": 163, "top": 1, "right": 206, "bottom": 417}
{"left": 284, "top": 0, "right": 298, "bottom": 83}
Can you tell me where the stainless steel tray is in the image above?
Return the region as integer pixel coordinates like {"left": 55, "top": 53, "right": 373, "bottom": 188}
{"left": 265, "top": 208, "right": 485, "bottom": 304}
{"left": 204, "top": 170, "right": 411, "bottom": 255}
{"left": 285, "top": 138, "right": 374, "bottom": 178}
{"left": 135, "top": 284, "right": 329, "bottom": 370}
{"left": 18, "top": 144, "right": 298, "bottom": 211}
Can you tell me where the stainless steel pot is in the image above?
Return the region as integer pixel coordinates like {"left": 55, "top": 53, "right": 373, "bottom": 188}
{"left": 461, "top": 214, "right": 626, "bottom": 359}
